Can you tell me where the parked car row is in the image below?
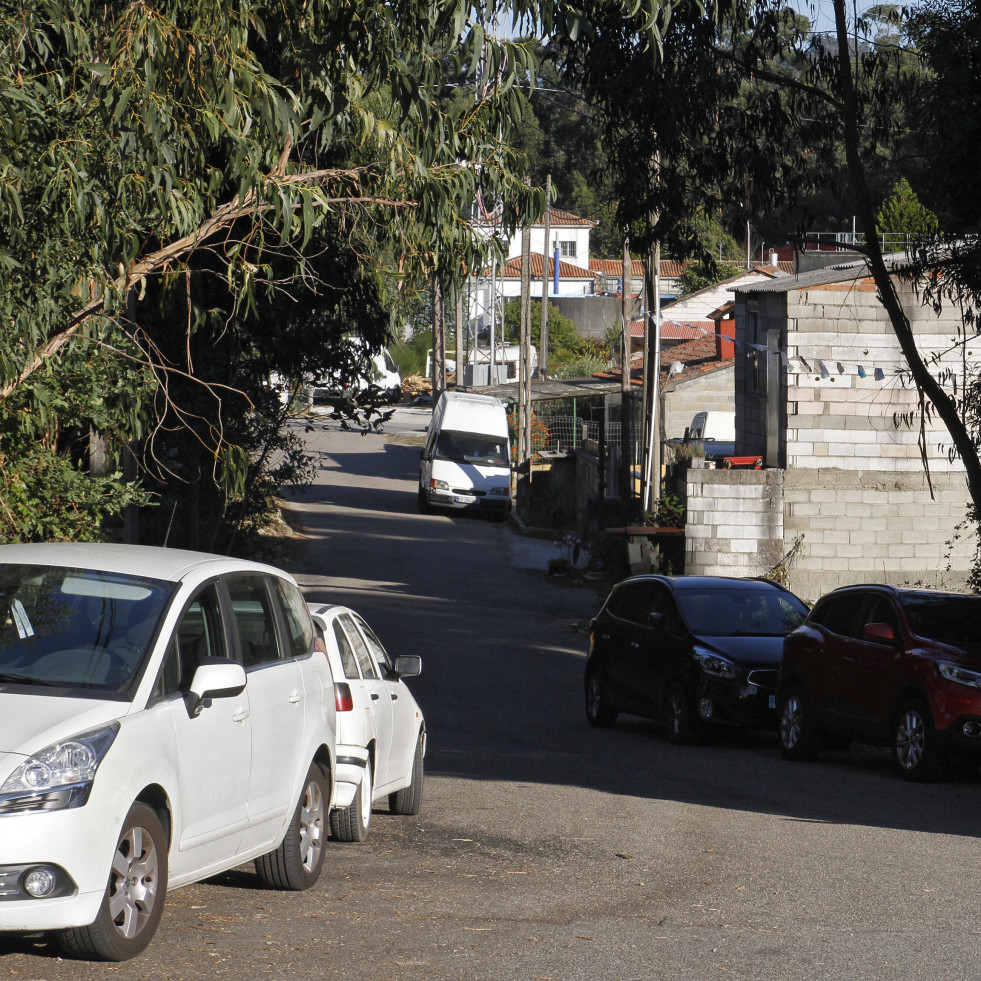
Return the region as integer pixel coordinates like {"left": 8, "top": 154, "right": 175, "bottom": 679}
{"left": 586, "top": 575, "right": 808, "bottom": 740}
{"left": 586, "top": 574, "right": 981, "bottom": 783}
{"left": 0, "top": 544, "right": 425, "bottom": 961}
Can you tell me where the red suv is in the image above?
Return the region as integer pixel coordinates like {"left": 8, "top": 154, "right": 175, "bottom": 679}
{"left": 778, "top": 584, "right": 981, "bottom": 780}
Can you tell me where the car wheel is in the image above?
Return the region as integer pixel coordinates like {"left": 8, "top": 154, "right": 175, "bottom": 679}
{"left": 893, "top": 699, "right": 945, "bottom": 781}
{"left": 585, "top": 668, "right": 617, "bottom": 728}
{"left": 255, "top": 762, "right": 328, "bottom": 890}
{"left": 57, "top": 803, "right": 168, "bottom": 961}
{"left": 330, "top": 758, "right": 372, "bottom": 843}
{"left": 666, "top": 681, "right": 699, "bottom": 745}
{"left": 778, "top": 689, "right": 820, "bottom": 761}
{"left": 417, "top": 484, "right": 431, "bottom": 514}
{"left": 390, "top": 730, "right": 425, "bottom": 816}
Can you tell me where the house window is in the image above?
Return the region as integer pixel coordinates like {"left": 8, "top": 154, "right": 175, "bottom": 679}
{"left": 558, "top": 240, "right": 577, "bottom": 258}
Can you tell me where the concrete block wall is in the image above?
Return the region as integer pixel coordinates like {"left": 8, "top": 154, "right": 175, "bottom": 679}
{"left": 683, "top": 465, "right": 973, "bottom": 603}
{"left": 785, "top": 281, "right": 970, "bottom": 472}
{"left": 662, "top": 367, "right": 735, "bottom": 440}
{"left": 684, "top": 469, "right": 786, "bottom": 578}
{"left": 782, "top": 467, "right": 972, "bottom": 602}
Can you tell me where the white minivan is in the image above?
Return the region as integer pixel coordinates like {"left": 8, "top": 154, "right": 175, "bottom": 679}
{"left": 0, "top": 543, "right": 340, "bottom": 960}
{"left": 418, "top": 391, "right": 512, "bottom": 520}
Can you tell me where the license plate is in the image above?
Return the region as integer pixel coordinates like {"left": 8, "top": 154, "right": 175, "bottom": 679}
{"left": 454, "top": 495, "right": 476, "bottom": 504}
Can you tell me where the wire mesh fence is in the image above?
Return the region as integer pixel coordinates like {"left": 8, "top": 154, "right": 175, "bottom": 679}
{"left": 529, "top": 411, "right": 634, "bottom": 452}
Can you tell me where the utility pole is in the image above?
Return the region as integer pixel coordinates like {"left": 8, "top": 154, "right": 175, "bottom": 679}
{"left": 620, "top": 239, "right": 633, "bottom": 521}
{"left": 540, "top": 176, "right": 551, "bottom": 380}
{"left": 642, "top": 240, "right": 662, "bottom": 512}
{"left": 517, "top": 218, "right": 532, "bottom": 511}
{"left": 454, "top": 286, "right": 463, "bottom": 389}
{"left": 432, "top": 275, "right": 446, "bottom": 399}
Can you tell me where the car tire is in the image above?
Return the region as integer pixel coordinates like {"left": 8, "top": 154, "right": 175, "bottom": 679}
{"left": 666, "top": 680, "right": 699, "bottom": 745}
{"left": 330, "top": 758, "right": 372, "bottom": 843}
{"left": 585, "top": 668, "right": 617, "bottom": 728}
{"left": 255, "top": 762, "right": 328, "bottom": 890}
{"left": 417, "top": 484, "right": 432, "bottom": 514}
{"left": 57, "top": 803, "right": 168, "bottom": 961}
{"left": 390, "top": 731, "right": 425, "bottom": 816}
{"left": 778, "top": 689, "right": 820, "bottom": 761}
{"left": 893, "top": 699, "right": 946, "bottom": 782}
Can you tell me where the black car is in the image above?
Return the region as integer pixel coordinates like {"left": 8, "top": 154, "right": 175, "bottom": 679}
{"left": 585, "top": 575, "right": 809, "bottom": 741}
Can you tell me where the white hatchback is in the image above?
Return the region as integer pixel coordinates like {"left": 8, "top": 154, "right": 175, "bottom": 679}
{"left": 0, "top": 543, "right": 339, "bottom": 960}
{"left": 307, "top": 604, "right": 425, "bottom": 842}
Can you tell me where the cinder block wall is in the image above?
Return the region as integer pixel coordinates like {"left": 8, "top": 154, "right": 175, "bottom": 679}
{"left": 784, "top": 281, "right": 967, "bottom": 471}
{"left": 662, "top": 368, "right": 735, "bottom": 440}
{"left": 684, "top": 469, "right": 786, "bottom": 578}
{"left": 783, "top": 468, "right": 971, "bottom": 602}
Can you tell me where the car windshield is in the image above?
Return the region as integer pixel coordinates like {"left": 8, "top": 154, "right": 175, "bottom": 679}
{"left": 899, "top": 593, "right": 981, "bottom": 648}
{"left": 0, "top": 564, "right": 175, "bottom": 695}
{"left": 674, "top": 587, "right": 808, "bottom": 637}
{"left": 435, "top": 430, "right": 508, "bottom": 467}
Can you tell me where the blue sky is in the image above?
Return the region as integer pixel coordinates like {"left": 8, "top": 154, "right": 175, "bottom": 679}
{"left": 790, "top": 0, "right": 883, "bottom": 35}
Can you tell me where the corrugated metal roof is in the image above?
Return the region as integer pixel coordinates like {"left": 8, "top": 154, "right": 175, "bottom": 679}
{"left": 734, "top": 259, "right": 872, "bottom": 293}
{"left": 470, "top": 376, "right": 624, "bottom": 403}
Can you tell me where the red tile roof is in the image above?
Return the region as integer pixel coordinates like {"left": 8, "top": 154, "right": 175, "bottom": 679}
{"left": 593, "top": 332, "right": 735, "bottom": 388}
{"left": 544, "top": 207, "right": 597, "bottom": 227}
{"left": 498, "top": 255, "right": 595, "bottom": 279}
{"left": 589, "top": 259, "right": 688, "bottom": 278}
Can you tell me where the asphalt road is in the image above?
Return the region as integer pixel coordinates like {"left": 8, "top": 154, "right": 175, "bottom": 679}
{"left": 4, "top": 406, "right": 981, "bottom": 980}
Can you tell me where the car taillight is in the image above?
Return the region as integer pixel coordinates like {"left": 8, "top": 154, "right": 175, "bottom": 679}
{"left": 334, "top": 683, "right": 354, "bottom": 712}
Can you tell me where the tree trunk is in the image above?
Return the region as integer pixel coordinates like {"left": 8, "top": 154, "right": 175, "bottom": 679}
{"left": 832, "top": 0, "right": 981, "bottom": 512}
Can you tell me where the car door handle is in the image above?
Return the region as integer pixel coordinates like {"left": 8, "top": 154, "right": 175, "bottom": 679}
{"left": 630, "top": 642, "right": 640, "bottom": 650}
{"left": 289, "top": 690, "right": 303, "bottom": 704}
{"left": 232, "top": 708, "right": 249, "bottom": 723}
{"left": 371, "top": 693, "right": 380, "bottom": 700}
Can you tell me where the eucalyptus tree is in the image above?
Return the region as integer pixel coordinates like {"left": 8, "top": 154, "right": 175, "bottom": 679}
{"left": 0, "top": 0, "right": 572, "bottom": 541}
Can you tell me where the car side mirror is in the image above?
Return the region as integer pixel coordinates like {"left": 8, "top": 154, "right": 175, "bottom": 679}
{"left": 862, "top": 622, "right": 896, "bottom": 645}
{"left": 188, "top": 657, "right": 247, "bottom": 717}
{"left": 393, "top": 655, "right": 422, "bottom": 678}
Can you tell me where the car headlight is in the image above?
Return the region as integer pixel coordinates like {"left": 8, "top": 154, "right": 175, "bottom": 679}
{"left": 938, "top": 661, "right": 981, "bottom": 690}
{"left": 0, "top": 723, "right": 120, "bottom": 813}
{"left": 693, "top": 647, "right": 739, "bottom": 680}
{"left": 431, "top": 479, "right": 449, "bottom": 491}
{"left": 489, "top": 486, "right": 510, "bottom": 497}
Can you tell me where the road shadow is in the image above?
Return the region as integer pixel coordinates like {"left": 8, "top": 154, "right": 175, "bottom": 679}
{"left": 286, "top": 424, "right": 981, "bottom": 844}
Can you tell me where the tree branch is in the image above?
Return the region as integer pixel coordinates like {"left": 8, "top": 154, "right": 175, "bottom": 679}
{"left": 1, "top": 167, "right": 417, "bottom": 400}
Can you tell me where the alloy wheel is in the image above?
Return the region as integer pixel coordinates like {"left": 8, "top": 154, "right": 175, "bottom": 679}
{"left": 108, "top": 826, "right": 160, "bottom": 940}
{"left": 298, "top": 776, "right": 326, "bottom": 872}
{"left": 895, "top": 708, "right": 926, "bottom": 771}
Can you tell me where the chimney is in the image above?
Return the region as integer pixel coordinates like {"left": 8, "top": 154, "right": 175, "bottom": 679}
{"left": 717, "top": 316, "right": 736, "bottom": 359}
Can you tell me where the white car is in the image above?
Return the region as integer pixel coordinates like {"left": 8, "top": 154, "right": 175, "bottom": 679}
{"left": 307, "top": 603, "right": 425, "bottom": 842}
{"left": 0, "top": 543, "right": 341, "bottom": 961}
